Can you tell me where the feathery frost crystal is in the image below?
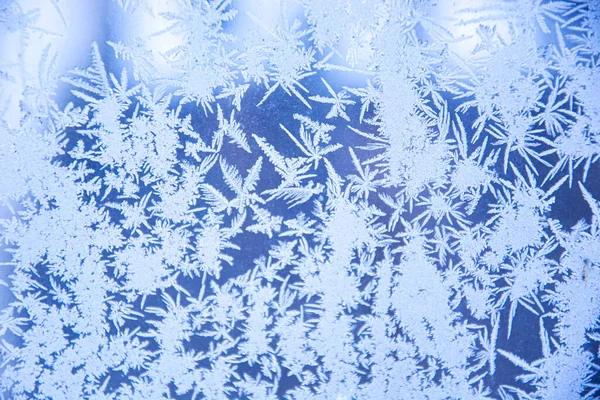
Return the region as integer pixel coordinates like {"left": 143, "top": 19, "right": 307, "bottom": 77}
{"left": 1, "top": 0, "right": 600, "bottom": 399}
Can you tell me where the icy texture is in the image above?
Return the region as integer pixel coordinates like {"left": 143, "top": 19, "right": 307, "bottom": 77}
{"left": 1, "top": 0, "right": 600, "bottom": 399}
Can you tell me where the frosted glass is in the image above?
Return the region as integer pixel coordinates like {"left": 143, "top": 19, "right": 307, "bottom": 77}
{"left": 1, "top": 1, "right": 600, "bottom": 399}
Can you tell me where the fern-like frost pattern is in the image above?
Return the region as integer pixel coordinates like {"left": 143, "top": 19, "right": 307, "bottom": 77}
{"left": 1, "top": 0, "right": 600, "bottom": 399}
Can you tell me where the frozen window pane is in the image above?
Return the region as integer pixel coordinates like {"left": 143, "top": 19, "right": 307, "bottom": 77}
{"left": 1, "top": 0, "right": 600, "bottom": 398}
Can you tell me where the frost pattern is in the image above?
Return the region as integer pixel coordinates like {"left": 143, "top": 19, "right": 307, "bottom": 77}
{"left": 1, "top": 0, "right": 600, "bottom": 399}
